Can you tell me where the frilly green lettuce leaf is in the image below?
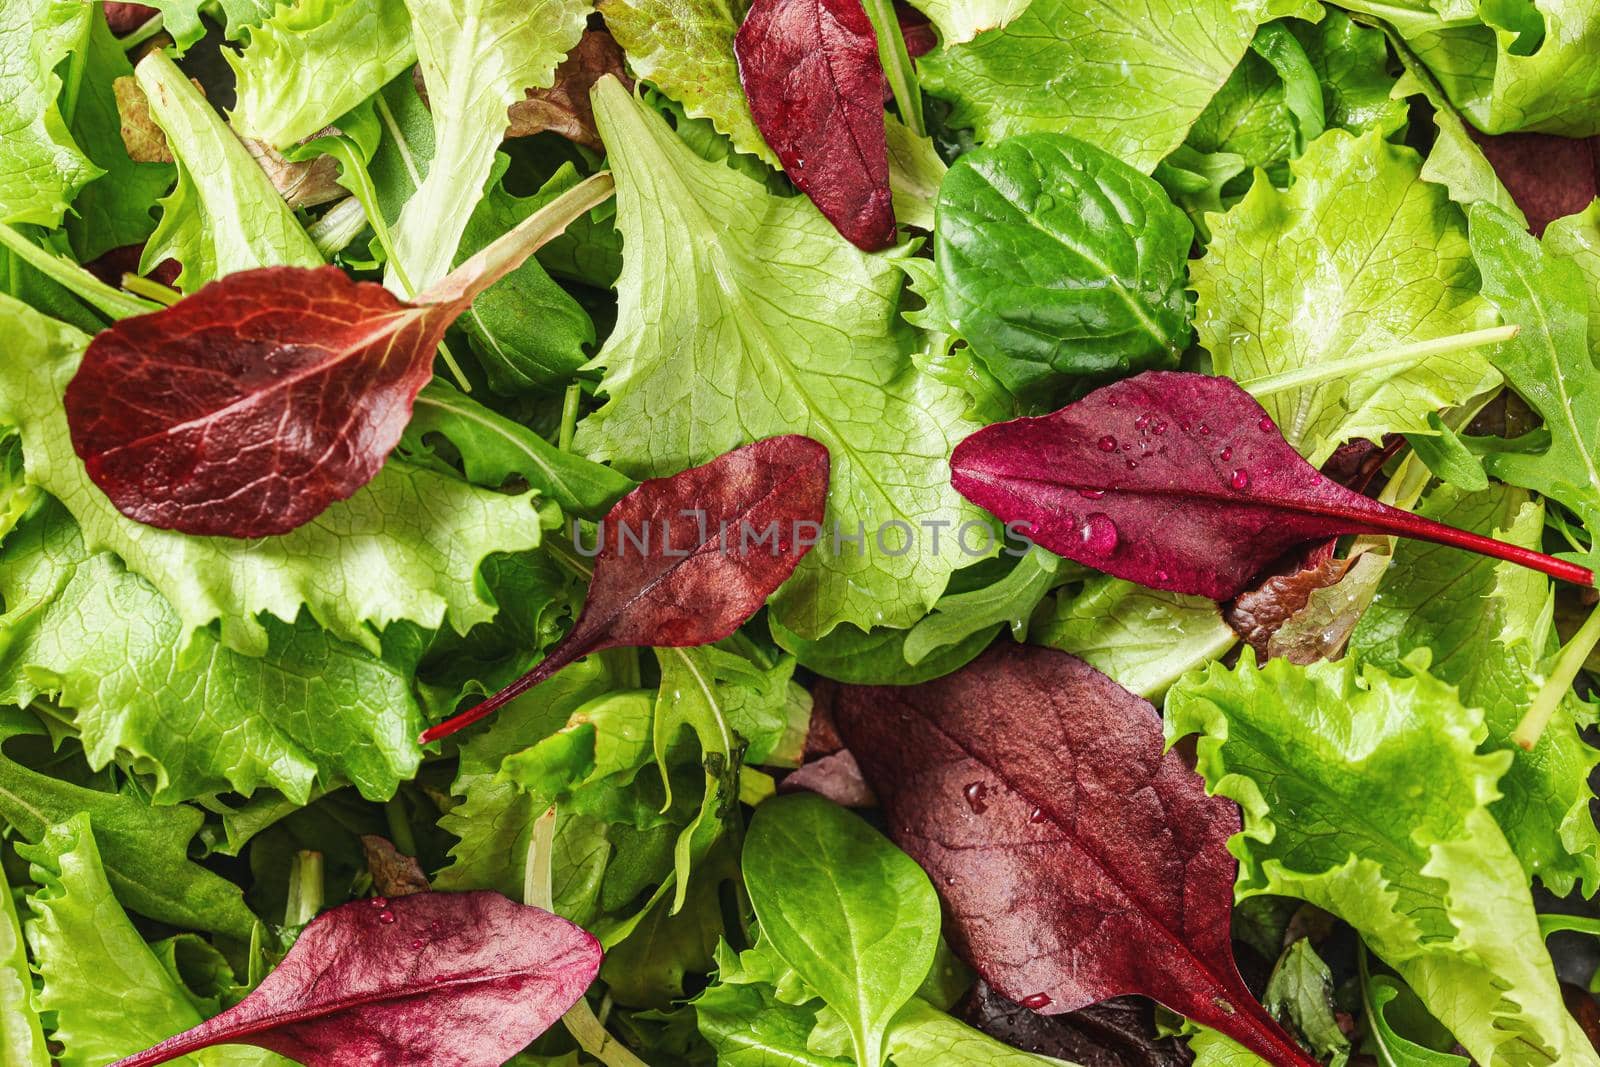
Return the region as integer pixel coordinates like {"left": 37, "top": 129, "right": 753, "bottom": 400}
{"left": 20, "top": 813, "right": 284, "bottom": 1067}
{"left": 919, "top": 0, "right": 1319, "bottom": 173}
{"left": 229, "top": 0, "right": 416, "bottom": 148}
{"left": 598, "top": 0, "right": 777, "bottom": 166}
{"left": 385, "top": 0, "right": 587, "bottom": 291}
{"left": 911, "top": 0, "right": 1032, "bottom": 46}
{"left": 0, "top": 292, "right": 545, "bottom": 657}
{"left": 0, "top": 856, "right": 47, "bottom": 1067}
{"left": 143, "top": 0, "right": 277, "bottom": 52}
{"left": 1349, "top": 484, "right": 1600, "bottom": 895}
{"left": 1192, "top": 127, "right": 1497, "bottom": 465}
{"left": 578, "top": 79, "right": 981, "bottom": 639}
{"left": 0, "top": 0, "right": 100, "bottom": 227}
{"left": 1167, "top": 653, "right": 1597, "bottom": 1067}
{"left": 0, "top": 498, "right": 424, "bottom": 805}
{"left": 136, "top": 48, "right": 322, "bottom": 290}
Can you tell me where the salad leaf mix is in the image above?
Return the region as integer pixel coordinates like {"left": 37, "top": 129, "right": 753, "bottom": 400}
{"left": 4, "top": 1, "right": 1600, "bottom": 1065}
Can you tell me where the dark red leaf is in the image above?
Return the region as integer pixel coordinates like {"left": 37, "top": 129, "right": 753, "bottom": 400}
{"left": 896, "top": 3, "right": 937, "bottom": 57}
{"left": 781, "top": 749, "right": 877, "bottom": 807}
{"left": 1470, "top": 130, "right": 1600, "bottom": 237}
{"left": 831, "top": 643, "right": 1319, "bottom": 1067}
{"left": 65, "top": 173, "right": 614, "bottom": 538}
{"left": 957, "top": 983, "right": 1194, "bottom": 1067}
{"left": 734, "top": 0, "right": 896, "bottom": 250}
{"left": 110, "top": 891, "right": 601, "bottom": 1067}
{"left": 421, "top": 435, "right": 830, "bottom": 744}
{"left": 104, "top": 2, "right": 159, "bottom": 33}
{"left": 1225, "top": 552, "right": 1354, "bottom": 662}
{"left": 85, "top": 244, "right": 181, "bottom": 289}
{"left": 949, "top": 370, "right": 1593, "bottom": 599}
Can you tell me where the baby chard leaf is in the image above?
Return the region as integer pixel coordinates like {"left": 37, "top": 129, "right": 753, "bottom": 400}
{"left": 64, "top": 172, "right": 613, "bottom": 538}
{"left": 830, "top": 643, "right": 1320, "bottom": 1067}
{"left": 109, "top": 891, "right": 601, "bottom": 1067}
{"left": 735, "top": 0, "right": 896, "bottom": 250}
{"left": 421, "top": 435, "right": 830, "bottom": 744}
{"left": 950, "top": 370, "right": 1593, "bottom": 599}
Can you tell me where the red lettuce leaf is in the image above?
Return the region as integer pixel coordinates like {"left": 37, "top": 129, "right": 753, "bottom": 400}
{"left": 422, "top": 435, "right": 830, "bottom": 743}
{"left": 734, "top": 0, "right": 896, "bottom": 250}
{"left": 1472, "top": 130, "right": 1599, "bottom": 237}
{"left": 949, "top": 370, "right": 1592, "bottom": 599}
{"left": 64, "top": 173, "right": 614, "bottom": 538}
{"left": 957, "top": 983, "right": 1194, "bottom": 1067}
{"left": 104, "top": 3, "right": 158, "bottom": 33}
{"left": 111, "top": 891, "right": 601, "bottom": 1067}
{"left": 829, "top": 643, "right": 1319, "bottom": 1067}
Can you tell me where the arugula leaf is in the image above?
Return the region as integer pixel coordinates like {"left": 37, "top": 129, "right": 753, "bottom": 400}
{"left": 1031, "top": 576, "right": 1236, "bottom": 697}
{"left": 1192, "top": 128, "right": 1497, "bottom": 464}
{"left": 1543, "top": 200, "right": 1600, "bottom": 343}
{"left": 386, "top": 0, "right": 587, "bottom": 291}
{"left": 0, "top": 855, "right": 47, "bottom": 1067}
{"left": 1263, "top": 941, "right": 1350, "bottom": 1065}
{"left": 935, "top": 132, "right": 1194, "bottom": 397}
{"left": 0, "top": 709, "right": 258, "bottom": 939}
{"left": 919, "top": 0, "right": 1318, "bottom": 173}
{"left": 599, "top": 0, "right": 778, "bottom": 166}
{"left": 21, "top": 814, "right": 284, "bottom": 1067}
{"left": 580, "top": 78, "right": 981, "bottom": 639}
{"left": 65, "top": 10, "right": 171, "bottom": 262}
{"left": 902, "top": 547, "right": 1063, "bottom": 667}
{"left": 1349, "top": 484, "right": 1600, "bottom": 895}
{"left": 0, "top": 293, "right": 544, "bottom": 657}
{"left": 911, "top": 0, "right": 1032, "bottom": 45}
{"left": 0, "top": 0, "right": 99, "bottom": 227}
{"left": 743, "top": 794, "right": 941, "bottom": 1067}
{"left": 1168, "top": 653, "right": 1598, "bottom": 1067}
{"left": 229, "top": 0, "right": 416, "bottom": 148}
{"left": 135, "top": 49, "right": 322, "bottom": 290}
{"left": 0, "top": 499, "right": 424, "bottom": 804}
{"left": 1361, "top": 962, "right": 1468, "bottom": 1067}
{"left": 1469, "top": 203, "right": 1600, "bottom": 557}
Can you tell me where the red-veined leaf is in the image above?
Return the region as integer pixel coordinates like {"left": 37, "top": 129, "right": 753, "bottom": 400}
{"left": 64, "top": 173, "right": 614, "bottom": 538}
{"left": 950, "top": 370, "right": 1592, "bottom": 599}
{"left": 111, "top": 891, "right": 601, "bottom": 1067}
{"left": 735, "top": 0, "right": 896, "bottom": 250}
{"left": 830, "top": 643, "right": 1321, "bottom": 1067}
{"left": 421, "top": 435, "right": 830, "bottom": 744}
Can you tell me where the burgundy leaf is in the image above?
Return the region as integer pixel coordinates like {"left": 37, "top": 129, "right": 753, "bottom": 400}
{"left": 896, "top": 3, "right": 937, "bottom": 57}
{"left": 111, "top": 891, "right": 601, "bottom": 1067}
{"left": 64, "top": 173, "right": 614, "bottom": 538}
{"left": 831, "top": 643, "right": 1319, "bottom": 1067}
{"left": 85, "top": 244, "right": 181, "bottom": 290}
{"left": 957, "top": 983, "right": 1193, "bottom": 1067}
{"left": 781, "top": 749, "right": 878, "bottom": 807}
{"left": 1225, "top": 552, "right": 1354, "bottom": 662}
{"left": 949, "top": 370, "right": 1593, "bottom": 599}
{"left": 421, "top": 435, "right": 830, "bottom": 744}
{"left": 104, "top": 2, "right": 159, "bottom": 33}
{"left": 506, "top": 30, "right": 632, "bottom": 150}
{"left": 1471, "top": 130, "right": 1600, "bottom": 237}
{"left": 734, "top": 0, "right": 896, "bottom": 250}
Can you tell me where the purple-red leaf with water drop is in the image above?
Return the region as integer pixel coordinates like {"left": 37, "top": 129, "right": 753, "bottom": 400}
{"left": 421, "top": 435, "right": 830, "bottom": 744}
{"left": 829, "top": 643, "right": 1321, "bottom": 1067}
{"left": 109, "top": 891, "right": 601, "bottom": 1067}
{"left": 734, "top": 0, "right": 896, "bottom": 250}
{"left": 950, "top": 370, "right": 1592, "bottom": 599}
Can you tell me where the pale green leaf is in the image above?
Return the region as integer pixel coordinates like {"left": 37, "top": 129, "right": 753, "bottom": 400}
{"left": 386, "top": 0, "right": 588, "bottom": 290}
{"left": 230, "top": 0, "right": 417, "bottom": 148}
{"left": 1543, "top": 200, "right": 1600, "bottom": 344}
{"left": 143, "top": 0, "right": 277, "bottom": 51}
{"left": 579, "top": 79, "right": 981, "bottom": 638}
{"left": 136, "top": 48, "right": 322, "bottom": 290}
{"left": 0, "top": 857, "right": 47, "bottom": 1067}
{"left": 887, "top": 114, "right": 945, "bottom": 233}
{"left": 912, "top": 0, "right": 1032, "bottom": 46}
{"left": 1192, "top": 128, "right": 1497, "bottom": 464}
{"left": 0, "top": 0, "right": 100, "bottom": 226}
{"left": 0, "top": 293, "right": 544, "bottom": 657}
{"left": 598, "top": 0, "right": 777, "bottom": 165}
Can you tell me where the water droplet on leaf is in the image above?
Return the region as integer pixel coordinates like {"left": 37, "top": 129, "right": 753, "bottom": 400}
{"left": 1230, "top": 469, "right": 1250, "bottom": 490}
{"left": 963, "top": 781, "right": 988, "bottom": 814}
{"left": 1078, "top": 513, "right": 1119, "bottom": 555}
{"left": 377, "top": 910, "right": 396, "bottom": 925}
{"left": 1020, "top": 993, "right": 1052, "bottom": 1010}
{"left": 1097, "top": 435, "right": 1117, "bottom": 452}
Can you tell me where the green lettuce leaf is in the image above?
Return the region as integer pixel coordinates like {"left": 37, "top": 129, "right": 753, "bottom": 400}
{"left": 136, "top": 48, "right": 322, "bottom": 290}
{"left": 912, "top": 0, "right": 1032, "bottom": 45}
{"left": 1468, "top": 203, "right": 1600, "bottom": 557}
{"left": 1031, "top": 576, "right": 1236, "bottom": 697}
{"left": 21, "top": 813, "right": 282, "bottom": 1067}
{"left": 1263, "top": 940, "right": 1350, "bottom": 1064}
{"left": 0, "top": 293, "right": 544, "bottom": 657}
{"left": 143, "top": 0, "right": 277, "bottom": 51}
{"left": 229, "top": 0, "right": 416, "bottom": 148}
{"left": 1349, "top": 484, "right": 1600, "bottom": 895}
{"left": 386, "top": 0, "right": 587, "bottom": 291}
{"left": 65, "top": 10, "right": 172, "bottom": 261}
{"left": 0, "top": 709, "right": 258, "bottom": 939}
{"left": 902, "top": 547, "right": 1063, "bottom": 667}
{"left": 1167, "top": 653, "right": 1597, "bottom": 1066}
{"left": 1192, "top": 128, "right": 1496, "bottom": 464}
{"left": 1543, "top": 200, "right": 1600, "bottom": 343}
{"left": 578, "top": 79, "right": 981, "bottom": 639}
{"left": 598, "top": 0, "right": 777, "bottom": 166}
{"left": 0, "top": 855, "right": 46, "bottom": 1067}
{"left": 919, "top": 0, "right": 1321, "bottom": 173}
{"left": 0, "top": 498, "right": 424, "bottom": 804}
{"left": 0, "top": 0, "right": 100, "bottom": 226}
